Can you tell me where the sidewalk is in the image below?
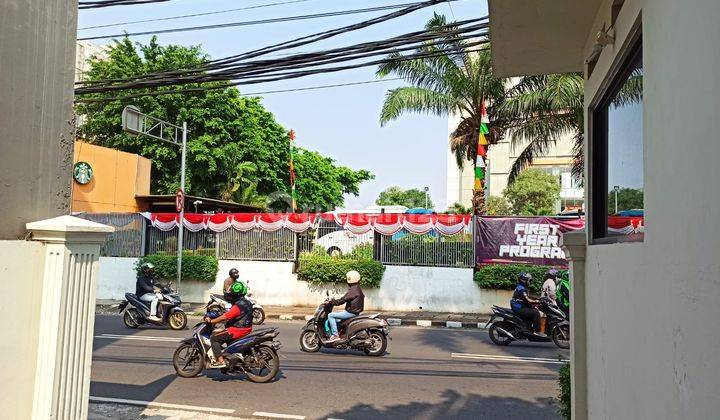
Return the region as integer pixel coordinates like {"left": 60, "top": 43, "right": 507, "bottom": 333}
{"left": 89, "top": 401, "right": 250, "bottom": 420}
{"left": 97, "top": 299, "right": 490, "bottom": 328}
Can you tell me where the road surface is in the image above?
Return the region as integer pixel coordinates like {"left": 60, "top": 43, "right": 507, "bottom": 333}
{"left": 91, "top": 315, "right": 566, "bottom": 419}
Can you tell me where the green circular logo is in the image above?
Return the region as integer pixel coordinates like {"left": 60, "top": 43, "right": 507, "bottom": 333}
{"left": 74, "top": 161, "right": 93, "bottom": 185}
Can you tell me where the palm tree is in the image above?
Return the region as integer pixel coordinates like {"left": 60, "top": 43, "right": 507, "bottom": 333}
{"left": 219, "top": 161, "right": 258, "bottom": 202}
{"left": 378, "top": 14, "right": 588, "bottom": 213}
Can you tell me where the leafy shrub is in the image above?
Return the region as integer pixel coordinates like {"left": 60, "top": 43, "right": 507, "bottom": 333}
{"left": 137, "top": 252, "right": 219, "bottom": 283}
{"left": 474, "top": 264, "right": 568, "bottom": 293}
{"left": 558, "top": 362, "right": 571, "bottom": 419}
{"left": 348, "top": 243, "right": 374, "bottom": 260}
{"left": 298, "top": 253, "right": 385, "bottom": 287}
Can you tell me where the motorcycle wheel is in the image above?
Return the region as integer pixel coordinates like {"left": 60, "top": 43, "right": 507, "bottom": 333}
{"left": 552, "top": 324, "right": 571, "bottom": 349}
{"left": 168, "top": 311, "right": 187, "bottom": 330}
{"left": 364, "top": 331, "right": 387, "bottom": 357}
{"left": 252, "top": 308, "right": 266, "bottom": 325}
{"left": 300, "top": 330, "right": 321, "bottom": 352}
{"left": 245, "top": 345, "right": 280, "bottom": 383}
{"left": 122, "top": 308, "right": 142, "bottom": 328}
{"left": 488, "top": 321, "right": 514, "bottom": 346}
{"left": 173, "top": 343, "right": 204, "bottom": 378}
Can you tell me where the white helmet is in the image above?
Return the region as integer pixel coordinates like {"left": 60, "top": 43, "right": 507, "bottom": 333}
{"left": 346, "top": 270, "right": 361, "bottom": 284}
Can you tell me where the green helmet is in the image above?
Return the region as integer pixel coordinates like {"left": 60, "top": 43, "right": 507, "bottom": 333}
{"left": 230, "top": 281, "right": 247, "bottom": 297}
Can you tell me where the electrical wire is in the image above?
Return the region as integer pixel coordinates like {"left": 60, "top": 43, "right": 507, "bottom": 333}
{"left": 79, "top": 0, "right": 314, "bottom": 31}
{"left": 78, "top": 2, "right": 439, "bottom": 41}
{"left": 79, "top": 0, "right": 173, "bottom": 9}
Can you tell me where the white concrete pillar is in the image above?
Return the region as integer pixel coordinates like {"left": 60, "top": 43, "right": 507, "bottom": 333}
{"left": 26, "top": 216, "right": 112, "bottom": 420}
{"left": 561, "top": 230, "right": 587, "bottom": 420}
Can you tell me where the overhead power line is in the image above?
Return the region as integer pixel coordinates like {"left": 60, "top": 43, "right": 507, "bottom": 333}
{"left": 79, "top": 0, "right": 314, "bottom": 31}
{"left": 78, "top": 2, "right": 438, "bottom": 40}
{"left": 79, "top": 0, "right": 173, "bottom": 9}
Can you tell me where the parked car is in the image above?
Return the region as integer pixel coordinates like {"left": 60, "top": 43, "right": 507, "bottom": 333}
{"left": 314, "top": 230, "right": 373, "bottom": 256}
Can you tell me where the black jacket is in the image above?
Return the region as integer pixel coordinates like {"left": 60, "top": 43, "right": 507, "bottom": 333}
{"left": 331, "top": 284, "right": 364, "bottom": 314}
{"left": 136, "top": 274, "right": 155, "bottom": 297}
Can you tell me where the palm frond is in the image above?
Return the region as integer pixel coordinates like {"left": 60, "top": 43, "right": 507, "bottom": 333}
{"left": 379, "top": 86, "right": 455, "bottom": 125}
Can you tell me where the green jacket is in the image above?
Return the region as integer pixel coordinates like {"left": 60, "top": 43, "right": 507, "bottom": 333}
{"left": 557, "top": 278, "right": 571, "bottom": 308}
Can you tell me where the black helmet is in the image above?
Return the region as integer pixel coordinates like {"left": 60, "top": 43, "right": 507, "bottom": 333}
{"left": 140, "top": 262, "right": 155, "bottom": 274}
{"left": 518, "top": 272, "right": 533, "bottom": 285}
{"left": 229, "top": 268, "right": 239, "bottom": 280}
{"left": 545, "top": 269, "right": 559, "bottom": 279}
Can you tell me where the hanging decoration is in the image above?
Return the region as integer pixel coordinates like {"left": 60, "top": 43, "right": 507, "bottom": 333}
{"left": 288, "top": 129, "right": 298, "bottom": 212}
{"left": 474, "top": 101, "right": 490, "bottom": 191}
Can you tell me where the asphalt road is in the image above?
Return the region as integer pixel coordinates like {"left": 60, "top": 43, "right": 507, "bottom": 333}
{"left": 91, "top": 315, "right": 567, "bottom": 419}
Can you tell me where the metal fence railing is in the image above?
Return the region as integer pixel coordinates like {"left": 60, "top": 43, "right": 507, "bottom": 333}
{"left": 75, "top": 213, "right": 144, "bottom": 257}
{"left": 379, "top": 229, "right": 474, "bottom": 268}
{"left": 145, "top": 227, "right": 217, "bottom": 256}
{"left": 218, "top": 228, "right": 296, "bottom": 261}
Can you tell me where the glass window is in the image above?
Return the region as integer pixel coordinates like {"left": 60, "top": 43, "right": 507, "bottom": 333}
{"left": 591, "top": 33, "right": 644, "bottom": 241}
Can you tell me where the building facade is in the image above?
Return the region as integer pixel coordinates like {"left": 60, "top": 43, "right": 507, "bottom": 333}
{"left": 445, "top": 114, "right": 583, "bottom": 212}
{"left": 489, "top": 0, "right": 720, "bottom": 418}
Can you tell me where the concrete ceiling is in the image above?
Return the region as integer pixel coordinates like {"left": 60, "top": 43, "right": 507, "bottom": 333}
{"left": 488, "top": 0, "right": 603, "bottom": 77}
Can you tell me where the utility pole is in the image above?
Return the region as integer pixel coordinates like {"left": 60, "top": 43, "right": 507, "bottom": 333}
{"left": 424, "top": 186, "right": 429, "bottom": 209}
{"left": 613, "top": 185, "right": 620, "bottom": 214}
{"left": 122, "top": 106, "right": 188, "bottom": 292}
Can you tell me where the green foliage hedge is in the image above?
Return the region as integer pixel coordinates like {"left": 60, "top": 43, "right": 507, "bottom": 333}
{"left": 137, "top": 252, "right": 219, "bottom": 283}
{"left": 558, "top": 362, "right": 571, "bottom": 419}
{"left": 298, "top": 252, "right": 385, "bottom": 288}
{"left": 474, "top": 264, "right": 567, "bottom": 293}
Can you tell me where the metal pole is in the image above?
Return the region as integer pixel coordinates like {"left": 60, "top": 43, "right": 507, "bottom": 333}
{"left": 176, "top": 122, "right": 187, "bottom": 292}
{"left": 614, "top": 188, "right": 619, "bottom": 214}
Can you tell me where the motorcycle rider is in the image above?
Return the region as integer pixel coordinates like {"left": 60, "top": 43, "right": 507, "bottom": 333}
{"left": 223, "top": 268, "right": 241, "bottom": 301}
{"left": 326, "top": 270, "right": 364, "bottom": 343}
{"left": 511, "top": 272, "right": 542, "bottom": 333}
{"left": 204, "top": 281, "right": 253, "bottom": 368}
{"left": 136, "top": 262, "right": 161, "bottom": 322}
{"left": 541, "top": 269, "right": 559, "bottom": 304}
{"left": 556, "top": 271, "right": 571, "bottom": 317}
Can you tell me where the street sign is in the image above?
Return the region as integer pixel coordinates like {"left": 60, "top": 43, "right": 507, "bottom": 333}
{"left": 121, "top": 106, "right": 143, "bottom": 137}
{"left": 176, "top": 189, "right": 185, "bottom": 213}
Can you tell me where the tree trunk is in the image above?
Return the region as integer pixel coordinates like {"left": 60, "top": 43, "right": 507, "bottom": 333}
{"left": 472, "top": 187, "right": 486, "bottom": 215}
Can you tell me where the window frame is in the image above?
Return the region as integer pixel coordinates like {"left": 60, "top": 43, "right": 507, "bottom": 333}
{"left": 588, "top": 24, "right": 643, "bottom": 244}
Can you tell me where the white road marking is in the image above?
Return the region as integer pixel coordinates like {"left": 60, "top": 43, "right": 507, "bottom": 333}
{"left": 451, "top": 353, "right": 569, "bottom": 364}
{"left": 253, "top": 411, "right": 305, "bottom": 419}
{"left": 89, "top": 396, "right": 235, "bottom": 414}
{"left": 94, "top": 334, "right": 181, "bottom": 342}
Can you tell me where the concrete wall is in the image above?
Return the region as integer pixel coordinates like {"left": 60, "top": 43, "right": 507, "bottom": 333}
{"left": 72, "top": 142, "right": 152, "bottom": 213}
{"left": 0, "top": 241, "right": 46, "bottom": 419}
{"left": 0, "top": 0, "right": 78, "bottom": 239}
{"left": 95, "top": 258, "right": 511, "bottom": 313}
{"left": 579, "top": 1, "right": 720, "bottom": 418}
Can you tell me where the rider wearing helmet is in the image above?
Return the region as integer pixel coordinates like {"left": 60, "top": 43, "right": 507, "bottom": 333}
{"left": 136, "top": 262, "right": 161, "bottom": 322}
{"left": 204, "top": 281, "right": 254, "bottom": 368}
{"left": 326, "top": 270, "right": 365, "bottom": 343}
{"left": 511, "top": 272, "right": 542, "bottom": 333}
{"left": 223, "top": 268, "right": 241, "bottom": 301}
{"left": 541, "top": 269, "right": 559, "bottom": 304}
{"left": 556, "top": 271, "right": 571, "bottom": 317}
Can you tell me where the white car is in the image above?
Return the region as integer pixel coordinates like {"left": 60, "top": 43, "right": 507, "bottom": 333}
{"left": 314, "top": 230, "right": 373, "bottom": 256}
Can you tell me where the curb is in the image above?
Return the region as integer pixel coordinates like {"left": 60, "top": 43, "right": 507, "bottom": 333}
{"left": 263, "top": 313, "right": 488, "bottom": 329}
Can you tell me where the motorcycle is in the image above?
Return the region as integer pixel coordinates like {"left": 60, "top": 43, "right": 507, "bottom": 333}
{"left": 172, "top": 318, "right": 281, "bottom": 383}
{"left": 207, "top": 293, "right": 265, "bottom": 325}
{"left": 486, "top": 297, "right": 570, "bottom": 349}
{"left": 119, "top": 283, "right": 187, "bottom": 330}
{"left": 299, "top": 293, "right": 389, "bottom": 356}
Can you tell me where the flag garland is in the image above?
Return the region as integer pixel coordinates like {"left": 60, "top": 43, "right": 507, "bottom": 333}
{"left": 288, "top": 129, "right": 298, "bottom": 211}
{"left": 474, "top": 102, "right": 490, "bottom": 191}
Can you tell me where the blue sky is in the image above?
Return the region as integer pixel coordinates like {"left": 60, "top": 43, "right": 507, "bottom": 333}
{"left": 78, "top": 0, "right": 488, "bottom": 210}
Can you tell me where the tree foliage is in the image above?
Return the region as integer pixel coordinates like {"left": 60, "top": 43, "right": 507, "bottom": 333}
{"left": 608, "top": 187, "right": 643, "bottom": 214}
{"left": 76, "top": 38, "right": 371, "bottom": 210}
{"left": 377, "top": 14, "right": 586, "bottom": 213}
{"left": 445, "top": 202, "right": 471, "bottom": 214}
{"left": 503, "top": 169, "right": 561, "bottom": 215}
{"left": 376, "top": 186, "right": 433, "bottom": 209}
{"left": 486, "top": 196, "right": 512, "bottom": 216}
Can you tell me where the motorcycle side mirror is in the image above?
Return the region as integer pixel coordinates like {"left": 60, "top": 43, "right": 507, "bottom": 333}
{"left": 326, "top": 290, "right": 329, "bottom": 297}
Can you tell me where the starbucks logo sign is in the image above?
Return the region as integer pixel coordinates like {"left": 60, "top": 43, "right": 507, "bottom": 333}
{"left": 73, "top": 161, "right": 93, "bottom": 185}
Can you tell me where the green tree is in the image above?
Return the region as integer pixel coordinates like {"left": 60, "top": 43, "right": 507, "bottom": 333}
{"left": 375, "top": 186, "right": 433, "bottom": 209}
{"left": 76, "top": 38, "right": 372, "bottom": 209}
{"left": 503, "top": 169, "right": 561, "bottom": 215}
{"left": 486, "top": 196, "right": 511, "bottom": 215}
{"left": 608, "top": 188, "right": 643, "bottom": 214}
{"left": 293, "top": 149, "right": 374, "bottom": 212}
{"left": 445, "top": 202, "right": 471, "bottom": 214}
{"left": 378, "top": 14, "right": 585, "bottom": 213}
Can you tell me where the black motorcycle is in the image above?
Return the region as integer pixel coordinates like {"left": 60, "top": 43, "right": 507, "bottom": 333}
{"left": 486, "top": 297, "right": 570, "bottom": 349}
{"left": 299, "top": 294, "right": 389, "bottom": 356}
{"left": 119, "top": 283, "right": 187, "bottom": 330}
{"left": 172, "top": 320, "right": 281, "bottom": 383}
